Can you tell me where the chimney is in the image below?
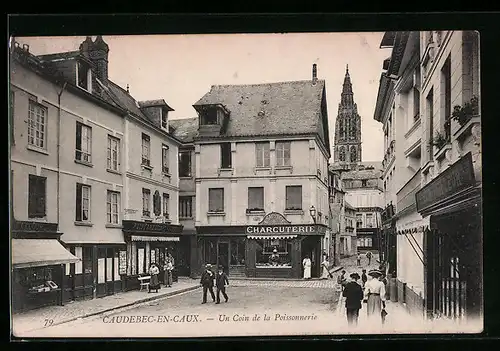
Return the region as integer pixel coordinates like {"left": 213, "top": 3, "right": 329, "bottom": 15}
{"left": 79, "top": 36, "right": 110, "bottom": 85}
{"left": 312, "top": 64, "right": 318, "bottom": 84}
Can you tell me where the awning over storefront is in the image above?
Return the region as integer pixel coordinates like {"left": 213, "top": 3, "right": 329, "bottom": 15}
{"left": 396, "top": 216, "right": 431, "bottom": 234}
{"left": 130, "top": 235, "right": 180, "bottom": 242}
{"left": 12, "top": 239, "right": 81, "bottom": 269}
{"left": 247, "top": 235, "right": 298, "bottom": 240}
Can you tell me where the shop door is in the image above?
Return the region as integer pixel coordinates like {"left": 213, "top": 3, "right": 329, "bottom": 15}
{"left": 105, "top": 248, "right": 115, "bottom": 296}
{"left": 229, "top": 238, "right": 246, "bottom": 277}
{"left": 217, "top": 241, "right": 229, "bottom": 274}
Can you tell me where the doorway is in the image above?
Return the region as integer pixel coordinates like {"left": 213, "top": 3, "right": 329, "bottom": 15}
{"left": 217, "top": 241, "right": 229, "bottom": 274}
{"left": 301, "top": 236, "right": 321, "bottom": 278}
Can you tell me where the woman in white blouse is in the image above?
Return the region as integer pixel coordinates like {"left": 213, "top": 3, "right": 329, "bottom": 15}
{"left": 363, "top": 269, "right": 386, "bottom": 322}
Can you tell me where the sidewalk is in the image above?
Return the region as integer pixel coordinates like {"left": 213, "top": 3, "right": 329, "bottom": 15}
{"left": 12, "top": 278, "right": 200, "bottom": 335}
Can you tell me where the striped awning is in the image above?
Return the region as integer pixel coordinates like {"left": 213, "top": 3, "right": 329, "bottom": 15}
{"left": 247, "top": 235, "right": 298, "bottom": 240}
{"left": 130, "top": 235, "right": 180, "bottom": 242}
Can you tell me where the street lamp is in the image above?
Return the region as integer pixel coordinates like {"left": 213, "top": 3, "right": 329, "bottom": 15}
{"left": 309, "top": 205, "right": 317, "bottom": 223}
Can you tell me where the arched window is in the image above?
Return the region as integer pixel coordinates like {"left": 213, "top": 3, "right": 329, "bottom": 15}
{"left": 350, "top": 146, "right": 357, "bottom": 162}
{"left": 339, "top": 147, "right": 346, "bottom": 161}
{"left": 350, "top": 124, "right": 356, "bottom": 138}
{"left": 339, "top": 119, "right": 344, "bottom": 138}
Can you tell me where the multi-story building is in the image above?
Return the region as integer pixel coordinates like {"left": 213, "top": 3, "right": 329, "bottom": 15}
{"left": 170, "top": 117, "right": 199, "bottom": 277}
{"left": 342, "top": 164, "right": 383, "bottom": 253}
{"left": 328, "top": 169, "right": 345, "bottom": 266}
{"left": 10, "top": 36, "right": 184, "bottom": 310}
{"left": 342, "top": 201, "right": 356, "bottom": 257}
{"left": 191, "top": 65, "right": 331, "bottom": 279}
{"left": 374, "top": 30, "right": 482, "bottom": 322}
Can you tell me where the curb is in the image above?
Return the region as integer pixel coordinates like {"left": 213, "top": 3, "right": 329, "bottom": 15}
{"left": 18, "top": 285, "right": 201, "bottom": 334}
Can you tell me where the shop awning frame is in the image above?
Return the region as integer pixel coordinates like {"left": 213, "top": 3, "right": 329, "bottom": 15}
{"left": 130, "top": 235, "right": 180, "bottom": 242}
{"left": 247, "top": 235, "right": 298, "bottom": 240}
{"left": 12, "top": 239, "right": 81, "bottom": 269}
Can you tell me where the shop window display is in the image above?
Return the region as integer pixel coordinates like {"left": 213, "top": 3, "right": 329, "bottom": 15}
{"left": 255, "top": 239, "right": 292, "bottom": 267}
{"left": 17, "top": 266, "right": 59, "bottom": 293}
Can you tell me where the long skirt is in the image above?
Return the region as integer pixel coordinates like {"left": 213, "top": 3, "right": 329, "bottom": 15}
{"left": 366, "top": 294, "right": 382, "bottom": 320}
{"left": 321, "top": 266, "right": 329, "bottom": 279}
{"left": 303, "top": 266, "right": 311, "bottom": 279}
{"left": 150, "top": 274, "right": 161, "bottom": 290}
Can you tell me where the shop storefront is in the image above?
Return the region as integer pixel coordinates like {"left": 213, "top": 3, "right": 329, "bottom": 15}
{"left": 415, "top": 152, "right": 482, "bottom": 321}
{"left": 121, "top": 220, "right": 185, "bottom": 290}
{"left": 11, "top": 221, "right": 80, "bottom": 313}
{"left": 196, "top": 212, "right": 327, "bottom": 279}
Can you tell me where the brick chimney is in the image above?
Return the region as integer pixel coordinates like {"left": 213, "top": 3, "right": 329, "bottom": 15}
{"left": 312, "top": 63, "right": 318, "bottom": 84}
{"left": 79, "top": 36, "right": 109, "bottom": 85}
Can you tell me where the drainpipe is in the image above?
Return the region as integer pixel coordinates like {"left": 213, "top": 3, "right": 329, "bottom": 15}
{"left": 56, "top": 81, "right": 67, "bottom": 229}
{"left": 56, "top": 81, "right": 67, "bottom": 305}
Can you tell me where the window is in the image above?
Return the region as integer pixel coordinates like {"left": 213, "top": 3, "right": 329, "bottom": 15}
{"left": 276, "top": 141, "right": 291, "bottom": 166}
{"left": 413, "top": 87, "right": 420, "bottom": 121}
{"left": 427, "top": 89, "right": 434, "bottom": 160}
{"left": 28, "top": 175, "right": 46, "bottom": 218}
{"left": 339, "top": 146, "right": 345, "bottom": 162}
{"left": 142, "top": 188, "right": 151, "bottom": 217}
{"left": 230, "top": 238, "right": 246, "bottom": 265}
{"left": 153, "top": 190, "right": 161, "bottom": 216}
{"left": 441, "top": 56, "right": 452, "bottom": 141}
{"left": 362, "top": 180, "right": 367, "bottom": 187}
{"left": 106, "top": 191, "right": 120, "bottom": 224}
{"left": 247, "top": 187, "right": 264, "bottom": 211}
{"left": 162, "top": 144, "right": 169, "bottom": 174}
{"left": 77, "top": 61, "right": 91, "bottom": 91}
{"left": 366, "top": 213, "right": 374, "bottom": 228}
{"left": 161, "top": 109, "right": 168, "bottom": 130}
{"left": 256, "top": 142, "right": 270, "bottom": 167}
{"left": 76, "top": 183, "right": 91, "bottom": 222}
{"left": 107, "top": 135, "right": 120, "bottom": 172}
{"left": 255, "top": 239, "right": 292, "bottom": 267}
{"left": 356, "top": 214, "right": 363, "bottom": 228}
{"left": 28, "top": 101, "right": 47, "bottom": 149}
{"left": 202, "top": 107, "right": 220, "bottom": 125}
{"left": 141, "top": 133, "right": 151, "bottom": 167}
{"left": 75, "top": 122, "right": 92, "bottom": 163}
{"left": 208, "top": 188, "right": 224, "bottom": 213}
{"left": 350, "top": 146, "right": 357, "bottom": 163}
{"left": 357, "top": 237, "right": 373, "bottom": 248}
{"left": 162, "top": 193, "right": 170, "bottom": 218}
{"left": 179, "top": 196, "right": 193, "bottom": 218}
{"left": 220, "top": 143, "right": 232, "bottom": 168}
{"left": 179, "top": 151, "right": 192, "bottom": 177}
{"left": 285, "top": 185, "right": 302, "bottom": 210}
{"left": 203, "top": 238, "right": 218, "bottom": 265}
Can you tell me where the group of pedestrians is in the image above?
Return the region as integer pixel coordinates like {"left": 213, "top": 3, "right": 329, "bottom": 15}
{"left": 341, "top": 267, "right": 387, "bottom": 327}
{"left": 147, "top": 253, "right": 175, "bottom": 293}
{"left": 200, "top": 264, "right": 230, "bottom": 304}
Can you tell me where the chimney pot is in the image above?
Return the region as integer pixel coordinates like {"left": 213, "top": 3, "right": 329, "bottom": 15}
{"left": 312, "top": 64, "right": 318, "bottom": 83}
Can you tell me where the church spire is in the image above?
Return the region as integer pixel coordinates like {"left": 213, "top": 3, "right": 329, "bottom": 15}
{"left": 341, "top": 64, "right": 354, "bottom": 105}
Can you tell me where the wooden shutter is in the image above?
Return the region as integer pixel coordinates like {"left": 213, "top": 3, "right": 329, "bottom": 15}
{"left": 209, "top": 188, "right": 224, "bottom": 212}
{"left": 76, "top": 183, "right": 82, "bottom": 221}
{"left": 248, "top": 187, "right": 264, "bottom": 210}
{"left": 286, "top": 186, "right": 302, "bottom": 210}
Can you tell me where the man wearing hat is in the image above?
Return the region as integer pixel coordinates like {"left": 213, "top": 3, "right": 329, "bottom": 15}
{"left": 200, "top": 264, "right": 216, "bottom": 304}
{"left": 342, "top": 272, "right": 364, "bottom": 326}
{"left": 363, "top": 269, "right": 387, "bottom": 322}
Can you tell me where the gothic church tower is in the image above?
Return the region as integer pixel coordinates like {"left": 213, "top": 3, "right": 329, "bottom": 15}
{"left": 334, "top": 65, "right": 362, "bottom": 164}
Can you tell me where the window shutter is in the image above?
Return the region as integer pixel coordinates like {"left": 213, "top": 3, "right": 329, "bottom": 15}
{"left": 76, "top": 184, "right": 82, "bottom": 221}
{"left": 75, "top": 123, "right": 82, "bottom": 159}
{"left": 38, "top": 177, "right": 46, "bottom": 215}
{"left": 256, "top": 144, "right": 263, "bottom": 167}
{"left": 263, "top": 143, "right": 270, "bottom": 167}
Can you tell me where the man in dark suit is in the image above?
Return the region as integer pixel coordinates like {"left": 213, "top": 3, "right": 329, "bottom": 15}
{"left": 215, "top": 266, "right": 229, "bottom": 304}
{"left": 200, "top": 264, "right": 216, "bottom": 304}
{"left": 342, "top": 272, "right": 364, "bottom": 326}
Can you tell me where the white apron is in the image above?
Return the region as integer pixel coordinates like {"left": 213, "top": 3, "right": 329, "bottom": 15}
{"left": 303, "top": 258, "right": 312, "bottom": 279}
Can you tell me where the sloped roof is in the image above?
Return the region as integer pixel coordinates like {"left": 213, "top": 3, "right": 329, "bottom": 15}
{"left": 345, "top": 201, "right": 356, "bottom": 211}
{"left": 138, "top": 99, "right": 174, "bottom": 111}
{"left": 193, "top": 80, "right": 328, "bottom": 146}
{"left": 38, "top": 51, "right": 80, "bottom": 61}
{"left": 343, "top": 168, "right": 382, "bottom": 180}
{"left": 169, "top": 117, "right": 199, "bottom": 143}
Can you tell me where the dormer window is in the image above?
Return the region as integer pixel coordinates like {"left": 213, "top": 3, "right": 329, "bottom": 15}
{"left": 161, "top": 108, "right": 168, "bottom": 130}
{"left": 201, "top": 106, "right": 224, "bottom": 125}
{"left": 77, "top": 61, "right": 92, "bottom": 92}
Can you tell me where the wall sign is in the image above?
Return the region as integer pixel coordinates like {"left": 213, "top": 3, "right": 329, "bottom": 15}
{"left": 122, "top": 220, "right": 183, "bottom": 234}
{"left": 11, "top": 220, "right": 58, "bottom": 233}
{"left": 119, "top": 250, "right": 127, "bottom": 275}
{"left": 415, "top": 152, "right": 475, "bottom": 212}
{"left": 246, "top": 225, "right": 317, "bottom": 234}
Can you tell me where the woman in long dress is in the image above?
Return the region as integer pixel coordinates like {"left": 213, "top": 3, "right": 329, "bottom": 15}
{"left": 302, "top": 256, "right": 312, "bottom": 279}
{"left": 363, "top": 269, "right": 386, "bottom": 322}
{"left": 149, "top": 263, "right": 161, "bottom": 293}
{"left": 320, "top": 256, "right": 330, "bottom": 279}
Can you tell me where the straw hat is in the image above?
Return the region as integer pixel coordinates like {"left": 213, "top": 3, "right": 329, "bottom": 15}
{"left": 368, "top": 269, "right": 383, "bottom": 277}
{"left": 205, "top": 263, "right": 212, "bottom": 268}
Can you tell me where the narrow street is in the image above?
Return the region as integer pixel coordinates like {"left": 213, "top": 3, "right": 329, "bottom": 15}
{"left": 16, "top": 254, "right": 462, "bottom": 338}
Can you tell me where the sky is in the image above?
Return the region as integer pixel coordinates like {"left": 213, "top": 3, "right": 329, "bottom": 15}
{"left": 17, "top": 33, "right": 392, "bottom": 162}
